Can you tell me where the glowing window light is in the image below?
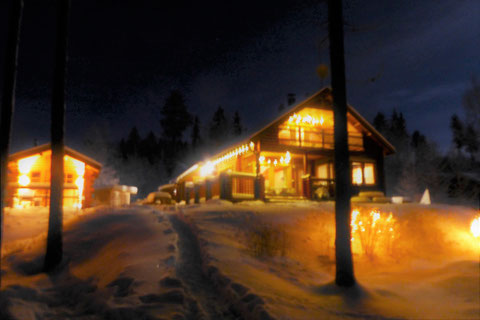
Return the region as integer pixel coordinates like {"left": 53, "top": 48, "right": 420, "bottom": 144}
{"left": 18, "top": 155, "right": 39, "bottom": 174}
{"left": 18, "top": 175, "right": 30, "bottom": 187}
{"left": 285, "top": 151, "right": 291, "bottom": 164}
{"left": 250, "top": 141, "right": 254, "bottom": 150}
{"left": 352, "top": 163, "right": 363, "bottom": 185}
{"left": 259, "top": 155, "right": 265, "bottom": 163}
{"left": 471, "top": 217, "right": 480, "bottom": 238}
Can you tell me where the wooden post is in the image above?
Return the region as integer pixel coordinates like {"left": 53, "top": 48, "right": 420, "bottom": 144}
{"left": 0, "top": 0, "right": 23, "bottom": 287}
{"left": 220, "top": 172, "right": 232, "bottom": 201}
{"left": 194, "top": 183, "right": 200, "bottom": 204}
{"left": 205, "top": 178, "right": 212, "bottom": 201}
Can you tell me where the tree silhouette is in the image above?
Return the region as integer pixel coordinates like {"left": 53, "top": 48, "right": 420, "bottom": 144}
{"left": 160, "top": 90, "right": 192, "bottom": 175}
{"left": 209, "top": 105, "right": 228, "bottom": 145}
{"left": 233, "top": 110, "right": 243, "bottom": 136}
{"left": 450, "top": 114, "right": 464, "bottom": 152}
{"left": 191, "top": 115, "right": 201, "bottom": 149}
{"left": 373, "top": 112, "right": 387, "bottom": 134}
{"left": 328, "top": 0, "right": 355, "bottom": 287}
{"left": 0, "top": 0, "right": 23, "bottom": 286}
{"left": 45, "top": 0, "right": 70, "bottom": 272}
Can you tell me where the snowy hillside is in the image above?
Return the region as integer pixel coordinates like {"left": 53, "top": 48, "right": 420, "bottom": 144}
{"left": 1, "top": 202, "right": 479, "bottom": 319}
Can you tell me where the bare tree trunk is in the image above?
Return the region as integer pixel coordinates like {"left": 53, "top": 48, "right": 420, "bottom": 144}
{"left": 44, "top": 0, "right": 70, "bottom": 272}
{"left": 328, "top": 0, "right": 355, "bottom": 287}
{"left": 0, "top": 0, "right": 23, "bottom": 287}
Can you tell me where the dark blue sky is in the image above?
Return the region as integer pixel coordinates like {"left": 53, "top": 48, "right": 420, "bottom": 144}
{"left": 1, "top": 0, "right": 479, "bottom": 154}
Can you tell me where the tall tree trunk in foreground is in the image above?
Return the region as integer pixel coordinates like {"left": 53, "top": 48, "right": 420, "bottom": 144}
{"left": 0, "top": 0, "right": 24, "bottom": 287}
{"left": 328, "top": 0, "right": 355, "bottom": 287}
{"left": 44, "top": 0, "right": 70, "bottom": 272}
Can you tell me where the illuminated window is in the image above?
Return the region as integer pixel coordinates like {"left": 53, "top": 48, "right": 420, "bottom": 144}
{"left": 351, "top": 162, "right": 376, "bottom": 185}
{"left": 352, "top": 162, "right": 363, "bottom": 185}
{"left": 364, "top": 163, "right": 375, "bottom": 184}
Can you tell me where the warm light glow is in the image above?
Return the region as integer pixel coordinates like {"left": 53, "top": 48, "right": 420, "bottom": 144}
{"left": 351, "top": 208, "right": 396, "bottom": 258}
{"left": 18, "top": 155, "right": 39, "bottom": 174}
{"left": 200, "top": 161, "right": 215, "bottom": 177}
{"left": 71, "top": 158, "right": 86, "bottom": 176}
{"left": 18, "top": 175, "right": 30, "bottom": 187}
{"left": 471, "top": 217, "right": 480, "bottom": 238}
{"left": 211, "top": 143, "right": 252, "bottom": 166}
{"left": 352, "top": 167, "right": 363, "bottom": 185}
{"left": 364, "top": 163, "right": 375, "bottom": 184}
{"left": 288, "top": 113, "right": 324, "bottom": 127}
{"left": 75, "top": 177, "right": 84, "bottom": 209}
{"left": 259, "top": 151, "right": 291, "bottom": 168}
{"left": 249, "top": 141, "right": 254, "bottom": 150}
{"left": 68, "top": 157, "right": 86, "bottom": 209}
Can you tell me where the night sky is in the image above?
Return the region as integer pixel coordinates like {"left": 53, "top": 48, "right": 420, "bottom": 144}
{"left": 1, "top": 0, "right": 479, "bottom": 154}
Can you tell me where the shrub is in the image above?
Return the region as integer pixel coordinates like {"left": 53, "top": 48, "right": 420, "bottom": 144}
{"left": 240, "top": 216, "right": 288, "bottom": 258}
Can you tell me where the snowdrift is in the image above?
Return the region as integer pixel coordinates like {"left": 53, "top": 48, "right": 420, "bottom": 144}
{"left": 180, "top": 201, "right": 480, "bottom": 319}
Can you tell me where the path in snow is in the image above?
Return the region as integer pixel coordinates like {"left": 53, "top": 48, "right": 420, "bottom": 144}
{"left": 168, "top": 213, "right": 243, "bottom": 320}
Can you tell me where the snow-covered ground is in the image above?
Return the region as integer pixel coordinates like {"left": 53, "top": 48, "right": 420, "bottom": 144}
{"left": 179, "top": 201, "right": 480, "bottom": 320}
{"left": 1, "top": 206, "right": 185, "bottom": 319}
{"left": 1, "top": 202, "right": 479, "bottom": 319}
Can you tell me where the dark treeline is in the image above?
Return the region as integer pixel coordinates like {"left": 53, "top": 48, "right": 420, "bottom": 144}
{"left": 373, "top": 78, "right": 480, "bottom": 205}
{"left": 87, "top": 90, "right": 245, "bottom": 198}
{"left": 85, "top": 80, "right": 479, "bottom": 205}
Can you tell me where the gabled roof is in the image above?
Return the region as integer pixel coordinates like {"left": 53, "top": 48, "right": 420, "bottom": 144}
{"left": 249, "top": 87, "right": 395, "bottom": 154}
{"left": 176, "top": 87, "right": 395, "bottom": 182}
{"left": 8, "top": 143, "right": 102, "bottom": 170}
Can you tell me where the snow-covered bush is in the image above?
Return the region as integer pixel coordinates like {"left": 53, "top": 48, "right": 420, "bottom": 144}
{"left": 240, "top": 216, "right": 288, "bottom": 257}
{"left": 351, "top": 208, "right": 397, "bottom": 259}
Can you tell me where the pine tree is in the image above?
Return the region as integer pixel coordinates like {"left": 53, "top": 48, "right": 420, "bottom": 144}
{"left": 209, "top": 105, "right": 228, "bottom": 145}
{"left": 159, "top": 90, "right": 192, "bottom": 175}
{"left": 450, "top": 114, "right": 464, "bottom": 152}
{"left": 233, "top": 111, "right": 243, "bottom": 136}
{"left": 372, "top": 112, "right": 387, "bottom": 134}
{"left": 464, "top": 124, "right": 479, "bottom": 161}
{"left": 191, "top": 116, "right": 201, "bottom": 149}
{"left": 139, "top": 131, "right": 158, "bottom": 164}
{"left": 160, "top": 90, "right": 192, "bottom": 140}
{"left": 125, "top": 126, "right": 141, "bottom": 156}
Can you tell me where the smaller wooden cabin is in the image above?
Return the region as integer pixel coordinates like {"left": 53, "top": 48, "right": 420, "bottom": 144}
{"left": 175, "top": 88, "right": 395, "bottom": 203}
{"left": 5, "top": 144, "right": 102, "bottom": 209}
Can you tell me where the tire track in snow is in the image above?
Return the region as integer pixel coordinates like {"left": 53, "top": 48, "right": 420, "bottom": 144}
{"left": 168, "top": 213, "right": 242, "bottom": 320}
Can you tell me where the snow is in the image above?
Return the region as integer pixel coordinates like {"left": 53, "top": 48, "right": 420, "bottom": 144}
{"left": 178, "top": 201, "right": 480, "bottom": 319}
{"left": 1, "top": 206, "right": 183, "bottom": 319}
{"left": 1, "top": 202, "right": 479, "bottom": 319}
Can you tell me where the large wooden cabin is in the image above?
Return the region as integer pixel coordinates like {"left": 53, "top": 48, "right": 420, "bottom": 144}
{"left": 175, "top": 88, "right": 395, "bottom": 203}
{"left": 5, "top": 144, "right": 101, "bottom": 209}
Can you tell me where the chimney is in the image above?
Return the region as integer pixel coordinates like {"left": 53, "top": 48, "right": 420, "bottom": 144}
{"left": 287, "top": 93, "right": 296, "bottom": 106}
